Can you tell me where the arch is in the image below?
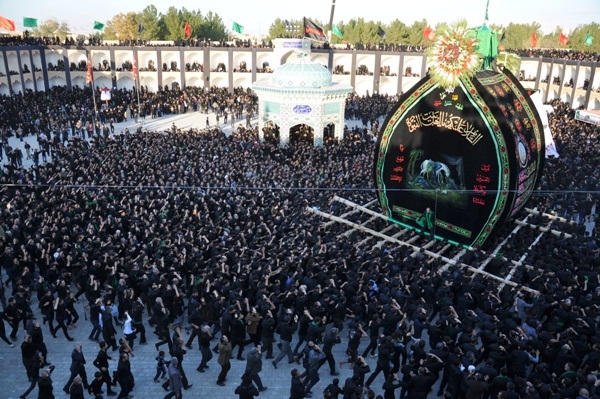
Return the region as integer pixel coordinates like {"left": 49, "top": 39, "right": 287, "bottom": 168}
{"left": 71, "top": 76, "right": 86, "bottom": 89}
{"left": 184, "top": 51, "right": 202, "bottom": 65}
{"left": 91, "top": 51, "right": 110, "bottom": 70}
{"left": 256, "top": 53, "right": 276, "bottom": 70}
{"left": 114, "top": 51, "right": 134, "bottom": 70}
{"left": 140, "top": 76, "right": 158, "bottom": 92}
{"left": 403, "top": 56, "right": 423, "bottom": 77}
{"left": 93, "top": 75, "right": 112, "bottom": 90}
{"left": 187, "top": 76, "right": 203, "bottom": 87}
{"left": 6, "top": 51, "right": 20, "bottom": 72}
{"left": 289, "top": 123, "right": 314, "bottom": 145}
{"left": 11, "top": 80, "right": 23, "bottom": 94}
{"left": 31, "top": 50, "right": 43, "bottom": 71}
{"left": 310, "top": 54, "right": 328, "bottom": 67}
{"left": 67, "top": 50, "right": 87, "bottom": 64}
{"left": 324, "top": 122, "right": 336, "bottom": 144}
{"left": 354, "top": 77, "right": 372, "bottom": 94}
{"left": 233, "top": 76, "right": 249, "bottom": 88}
{"left": 261, "top": 120, "right": 280, "bottom": 145}
{"left": 49, "top": 75, "right": 66, "bottom": 88}
{"left": 573, "top": 94, "right": 586, "bottom": 109}
{"left": 355, "top": 54, "right": 374, "bottom": 69}
{"left": 162, "top": 75, "right": 180, "bottom": 88}
{"left": 162, "top": 52, "right": 180, "bottom": 71}
{"left": 36, "top": 75, "right": 45, "bottom": 91}
{"left": 138, "top": 52, "right": 158, "bottom": 72}
{"left": 23, "top": 77, "right": 33, "bottom": 91}
{"left": 0, "top": 82, "right": 9, "bottom": 96}
{"left": 560, "top": 91, "right": 572, "bottom": 105}
{"left": 45, "top": 50, "right": 63, "bottom": 69}
{"left": 576, "top": 66, "right": 591, "bottom": 89}
{"left": 211, "top": 76, "right": 226, "bottom": 88}
{"left": 20, "top": 50, "right": 32, "bottom": 72}
{"left": 379, "top": 78, "right": 398, "bottom": 95}
{"left": 280, "top": 50, "right": 301, "bottom": 65}
{"left": 0, "top": 55, "right": 5, "bottom": 75}
{"left": 233, "top": 53, "right": 250, "bottom": 72}
{"left": 210, "top": 52, "right": 228, "bottom": 70}
{"left": 117, "top": 76, "right": 135, "bottom": 91}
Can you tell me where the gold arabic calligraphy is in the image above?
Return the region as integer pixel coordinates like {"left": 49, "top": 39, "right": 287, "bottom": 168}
{"left": 405, "top": 111, "right": 483, "bottom": 145}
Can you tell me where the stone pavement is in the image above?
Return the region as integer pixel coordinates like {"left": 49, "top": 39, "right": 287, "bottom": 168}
{"left": 0, "top": 293, "right": 392, "bottom": 399}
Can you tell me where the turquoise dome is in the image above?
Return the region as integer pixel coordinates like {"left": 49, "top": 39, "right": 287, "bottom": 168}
{"left": 271, "top": 58, "right": 332, "bottom": 88}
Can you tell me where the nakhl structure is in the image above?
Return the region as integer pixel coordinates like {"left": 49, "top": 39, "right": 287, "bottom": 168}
{"left": 374, "top": 23, "right": 545, "bottom": 248}
{"left": 253, "top": 38, "right": 353, "bottom": 147}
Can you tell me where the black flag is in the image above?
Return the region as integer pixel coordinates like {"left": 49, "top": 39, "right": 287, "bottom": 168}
{"left": 303, "top": 17, "right": 326, "bottom": 41}
{"left": 138, "top": 22, "right": 144, "bottom": 34}
{"left": 377, "top": 26, "right": 386, "bottom": 38}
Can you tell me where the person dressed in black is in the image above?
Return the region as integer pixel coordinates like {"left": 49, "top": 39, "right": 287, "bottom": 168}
{"left": 115, "top": 353, "right": 134, "bottom": 399}
{"left": 53, "top": 297, "right": 74, "bottom": 341}
{"left": 21, "top": 334, "right": 37, "bottom": 382}
{"left": 0, "top": 310, "right": 14, "bottom": 347}
{"left": 37, "top": 367, "right": 56, "bottom": 399}
{"left": 63, "top": 343, "right": 89, "bottom": 394}
{"left": 260, "top": 310, "right": 276, "bottom": 359}
{"left": 130, "top": 297, "right": 146, "bottom": 346}
{"left": 273, "top": 314, "right": 297, "bottom": 368}
{"left": 365, "top": 336, "right": 394, "bottom": 389}
{"left": 4, "top": 296, "right": 22, "bottom": 340}
{"left": 216, "top": 335, "right": 232, "bottom": 386}
{"left": 101, "top": 304, "right": 117, "bottom": 351}
{"left": 92, "top": 341, "right": 117, "bottom": 396}
{"left": 323, "top": 377, "right": 341, "bottom": 399}
{"left": 234, "top": 371, "right": 259, "bottom": 399}
{"left": 382, "top": 373, "right": 402, "bottom": 399}
{"left": 165, "top": 338, "right": 192, "bottom": 391}
{"left": 19, "top": 354, "right": 46, "bottom": 399}
{"left": 245, "top": 346, "right": 267, "bottom": 392}
{"left": 196, "top": 325, "right": 213, "bottom": 372}
{"left": 321, "top": 327, "right": 341, "bottom": 376}
{"left": 291, "top": 368, "right": 310, "bottom": 398}
{"left": 69, "top": 376, "right": 85, "bottom": 399}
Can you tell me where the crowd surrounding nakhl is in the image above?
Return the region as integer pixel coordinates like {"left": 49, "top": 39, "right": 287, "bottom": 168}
{"left": 0, "top": 83, "right": 598, "bottom": 399}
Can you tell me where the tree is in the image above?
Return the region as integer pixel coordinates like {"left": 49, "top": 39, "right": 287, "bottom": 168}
{"left": 160, "top": 6, "right": 185, "bottom": 40}
{"left": 103, "top": 12, "right": 138, "bottom": 40}
{"left": 138, "top": 5, "right": 161, "bottom": 41}
{"left": 569, "top": 22, "right": 600, "bottom": 52}
{"left": 267, "top": 18, "right": 303, "bottom": 40}
{"left": 31, "top": 18, "right": 70, "bottom": 39}
{"left": 386, "top": 19, "right": 410, "bottom": 45}
{"left": 199, "top": 11, "right": 226, "bottom": 41}
{"left": 160, "top": 6, "right": 203, "bottom": 40}
{"left": 407, "top": 19, "right": 430, "bottom": 46}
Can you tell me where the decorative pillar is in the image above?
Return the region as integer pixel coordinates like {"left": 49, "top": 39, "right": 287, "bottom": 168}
{"left": 258, "top": 103, "right": 265, "bottom": 142}
{"left": 312, "top": 104, "right": 325, "bottom": 147}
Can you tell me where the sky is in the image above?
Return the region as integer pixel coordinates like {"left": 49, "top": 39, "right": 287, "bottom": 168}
{"left": 1, "top": 0, "right": 598, "bottom": 36}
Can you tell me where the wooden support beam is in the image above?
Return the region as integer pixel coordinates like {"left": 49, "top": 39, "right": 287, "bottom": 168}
{"left": 514, "top": 219, "right": 572, "bottom": 238}
{"left": 323, "top": 199, "right": 377, "bottom": 227}
{"left": 307, "top": 206, "right": 539, "bottom": 294}
{"left": 525, "top": 207, "right": 578, "bottom": 225}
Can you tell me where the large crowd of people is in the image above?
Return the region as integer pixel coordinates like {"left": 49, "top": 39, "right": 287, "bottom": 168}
{"left": 0, "top": 83, "right": 598, "bottom": 399}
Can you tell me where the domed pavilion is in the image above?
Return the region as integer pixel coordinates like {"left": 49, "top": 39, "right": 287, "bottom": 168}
{"left": 253, "top": 40, "right": 353, "bottom": 147}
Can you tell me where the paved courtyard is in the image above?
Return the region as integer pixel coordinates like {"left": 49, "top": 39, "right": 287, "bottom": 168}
{"left": 1, "top": 110, "right": 393, "bottom": 399}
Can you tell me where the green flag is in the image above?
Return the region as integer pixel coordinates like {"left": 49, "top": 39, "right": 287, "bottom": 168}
{"left": 232, "top": 22, "right": 244, "bottom": 34}
{"left": 93, "top": 21, "right": 105, "bottom": 30}
{"left": 584, "top": 33, "right": 593, "bottom": 46}
{"left": 23, "top": 17, "right": 38, "bottom": 28}
{"left": 332, "top": 24, "right": 343, "bottom": 38}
